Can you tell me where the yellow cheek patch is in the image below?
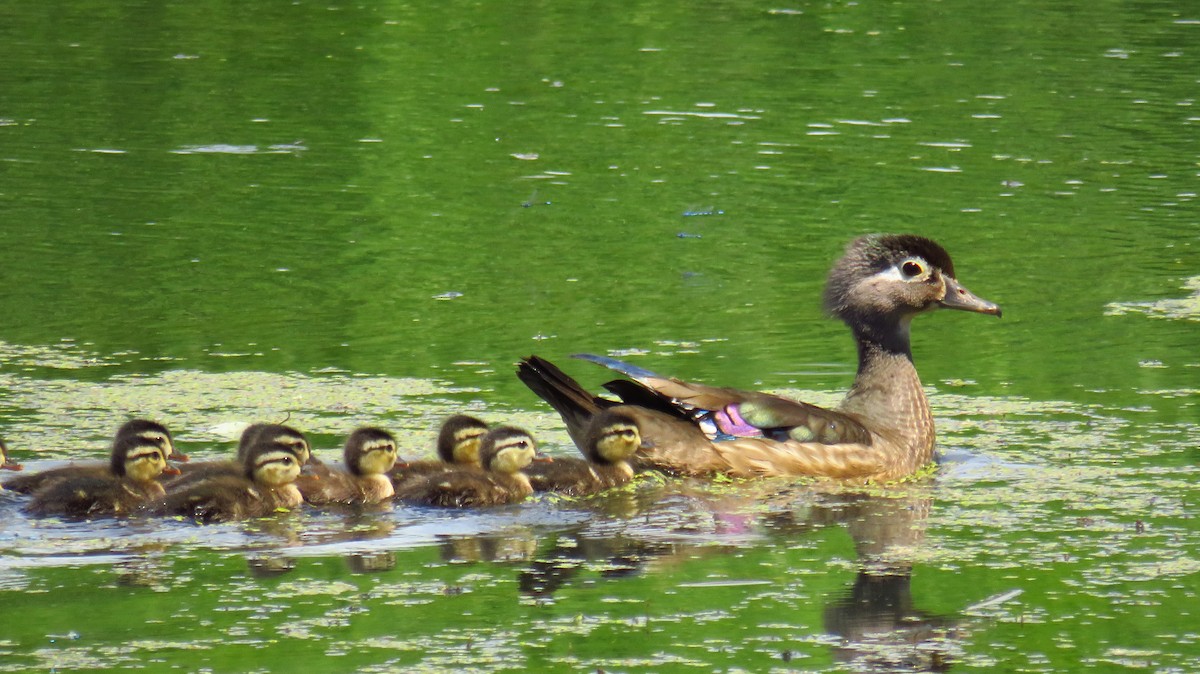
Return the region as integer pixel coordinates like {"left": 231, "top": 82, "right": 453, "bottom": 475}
{"left": 596, "top": 424, "right": 641, "bottom": 463}
{"left": 491, "top": 446, "right": 535, "bottom": 474}
{"left": 254, "top": 451, "right": 301, "bottom": 487}
{"left": 358, "top": 443, "right": 398, "bottom": 475}
{"left": 125, "top": 448, "right": 168, "bottom": 482}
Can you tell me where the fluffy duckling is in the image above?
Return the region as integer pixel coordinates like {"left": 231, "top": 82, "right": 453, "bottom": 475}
{"left": 394, "top": 426, "right": 538, "bottom": 508}
{"left": 145, "top": 438, "right": 304, "bottom": 523}
{"left": 166, "top": 423, "right": 312, "bottom": 490}
{"left": 524, "top": 410, "right": 642, "bottom": 496}
{"left": 3, "top": 419, "right": 176, "bottom": 494}
{"left": 297, "top": 427, "right": 398, "bottom": 505}
{"left": 0, "top": 439, "right": 22, "bottom": 478}
{"left": 388, "top": 415, "right": 488, "bottom": 487}
{"left": 24, "top": 433, "right": 179, "bottom": 518}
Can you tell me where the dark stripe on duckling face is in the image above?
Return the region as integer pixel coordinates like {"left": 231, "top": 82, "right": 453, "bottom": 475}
{"left": 480, "top": 427, "right": 538, "bottom": 474}
{"left": 247, "top": 445, "right": 302, "bottom": 487}
{"left": 585, "top": 412, "right": 643, "bottom": 464}
{"left": 123, "top": 444, "right": 172, "bottom": 482}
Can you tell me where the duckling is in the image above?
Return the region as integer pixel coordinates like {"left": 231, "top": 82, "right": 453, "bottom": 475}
{"left": 524, "top": 410, "right": 643, "bottom": 496}
{"left": 2, "top": 419, "right": 176, "bottom": 494}
{"left": 517, "top": 234, "right": 1001, "bottom": 482}
{"left": 24, "top": 434, "right": 179, "bottom": 518}
{"left": 144, "top": 438, "right": 304, "bottom": 523}
{"left": 297, "top": 427, "right": 398, "bottom": 505}
{"left": 394, "top": 426, "right": 538, "bottom": 507}
{"left": 0, "top": 439, "right": 22, "bottom": 476}
{"left": 166, "top": 423, "right": 312, "bottom": 490}
{"left": 388, "top": 415, "right": 488, "bottom": 486}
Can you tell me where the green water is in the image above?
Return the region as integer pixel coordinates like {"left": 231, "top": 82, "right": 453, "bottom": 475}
{"left": 1, "top": 0, "right": 1197, "bottom": 671}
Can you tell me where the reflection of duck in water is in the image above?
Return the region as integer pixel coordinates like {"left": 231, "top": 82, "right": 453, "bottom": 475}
{"left": 525, "top": 409, "right": 643, "bottom": 496}
{"left": 518, "top": 234, "right": 1000, "bottom": 482}
{"left": 394, "top": 427, "right": 539, "bottom": 507}
{"left": 24, "top": 431, "right": 178, "bottom": 518}
{"left": 3, "top": 419, "right": 178, "bottom": 494}
{"left": 297, "top": 427, "right": 398, "bottom": 505}
{"left": 388, "top": 415, "right": 489, "bottom": 486}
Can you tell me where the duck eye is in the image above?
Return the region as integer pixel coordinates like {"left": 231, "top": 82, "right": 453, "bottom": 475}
{"left": 901, "top": 260, "right": 924, "bottom": 277}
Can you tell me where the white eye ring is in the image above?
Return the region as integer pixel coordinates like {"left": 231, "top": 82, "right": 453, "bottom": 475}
{"left": 900, "top": 259, "right": 925, "bottom": 278}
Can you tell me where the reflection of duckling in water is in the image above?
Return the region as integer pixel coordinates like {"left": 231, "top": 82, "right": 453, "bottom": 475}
{"left": 144, "top": 439, "right": 303, "bottom": 523}
{"left": 24, "top": 433, "right": 179, "bottom": 518}
{"left": 525, "top": 410, "right": 643, "bottom": 496}
{"left": 297, "top": 427, "right": 398, "bottom": 505}
{"left": 394, "top": 426, "right": 539, "bottom": 507}
{"left": 166, "top": 423, "right": 313, "bottom": 490}
{"left": 0, "top": 439, "right": 23, "bottom": 483}
{"left": 3, "top": 419, "right": 178, "bottom": 494}
{"left": 388, "top": 415, "right": 488, "bottom": 486}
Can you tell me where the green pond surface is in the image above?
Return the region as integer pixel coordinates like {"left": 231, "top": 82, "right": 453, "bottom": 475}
{"left": 1, "top": 0, "right": 1197, "bottom": 671}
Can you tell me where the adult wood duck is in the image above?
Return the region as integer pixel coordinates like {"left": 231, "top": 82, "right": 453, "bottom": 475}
{"left": 24, "top": 432, "right": 179, "bottom": 518}
{"left": 165, "top": 423, "right": 313, "bottom": 490}
{"left": 297, "top": 427, "right": 399, "bottom": 505}
{"left": 388, "top": 415, "right": 489, "bottom": 487}
{"left": 524, "top": 409, "right": 643, "bottom": 496}
{"left": 145, "top": 438, "right": 304, "bottom": 523}
{"left": 393, "top": 426, "right": 539, "bottom": 507}
{"left": 517, "top": 234, "right": 1000, "bottom": 482}
{"left": 3, "top": 419, "right": 177, "bottom": 494}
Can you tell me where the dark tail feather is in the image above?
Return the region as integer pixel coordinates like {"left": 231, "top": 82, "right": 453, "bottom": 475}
{"left": 600, "top": 379, "right": 692, "bottom": 421}
{"left": 517, "top": 356, "right": 614, "bottom": 446}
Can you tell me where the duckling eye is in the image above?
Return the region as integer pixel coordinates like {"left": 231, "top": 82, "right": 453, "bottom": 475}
{"left": 901, "top": 260, "right": 924, "bottom": 278}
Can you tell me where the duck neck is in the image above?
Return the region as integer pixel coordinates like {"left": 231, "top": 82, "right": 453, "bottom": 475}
{"left": 839, "top": 319, "right": 936, "bottom": 465}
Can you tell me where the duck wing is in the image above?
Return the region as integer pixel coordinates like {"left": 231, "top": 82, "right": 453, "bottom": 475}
{"left": 574, "top": 354, "right": 872, "bottom": 445}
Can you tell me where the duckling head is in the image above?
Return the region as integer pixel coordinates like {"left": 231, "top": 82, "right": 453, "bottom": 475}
{"left": 436, "top": 414, "right": 489, "bottom": 465}
{"left": 480, "top": 426, "right": 538, "bottom": 475}
{"left": 344, "top": 427, "right": 399, "bottom": 477}
{"left": 111, "top": 436, "right": 176, "bottom": 482}
{"left": 244, "top": 440, "right": 303, "bottom": 488}
{"left": 823, "top": 235, "right": 1000, "bottom": 348}
{"left": 237, "top": 423, "right": 311, "bottom": 465}
{"left": 0, "top": 439, "right": 22, "bottom": 472}
{"left": 583, "top": 410, "right": 643, "bottom": 465}
{"left": 115, "top": 419, "right": 182, "bottom": 463}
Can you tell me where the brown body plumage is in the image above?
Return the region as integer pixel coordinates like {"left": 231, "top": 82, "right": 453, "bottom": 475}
{"left": 394, "top": 426, "right": 538, "bottom": 507}
{"left": 24, "top": 431, "right": 177, "bottom": 518}
{"left": 144, "top": 439, "right": 304, "bottom": 523}
{"left": 517, "top": 234, "right": 1000, "bottom": 482}
{"left": 3, "top": 420, "right": 176, "bottom": 495}
{"left": 298, "top": 427, "right": 398, "bottom": 505}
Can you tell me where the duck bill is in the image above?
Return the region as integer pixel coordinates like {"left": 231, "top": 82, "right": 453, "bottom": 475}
{"left": 531, "top": 455, "right": 555, "bottom": 464}
{"left": 940, "top": 277, "right": 1002, "bottom": 317}
{"left": 1, "top": 460, "right": 22, "bottom": 471}
{"left": 161, "top": 465, "right": 182, "bottom": 476}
